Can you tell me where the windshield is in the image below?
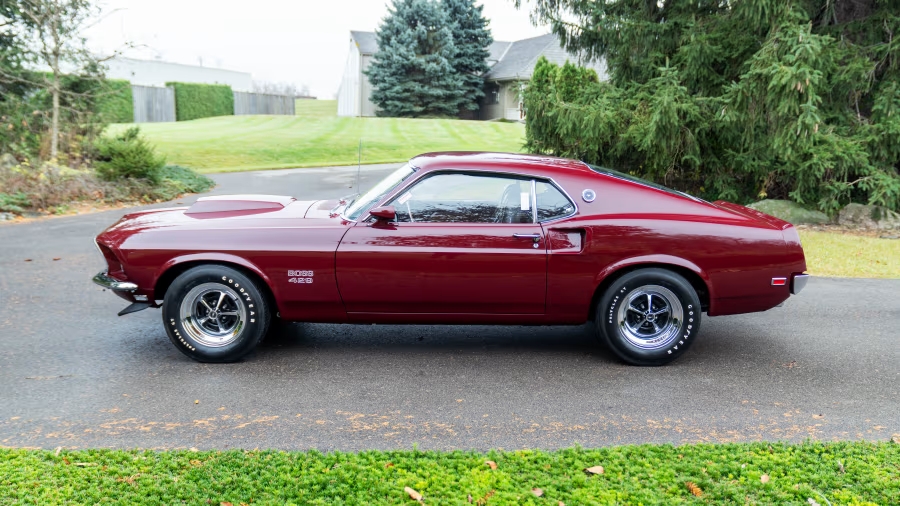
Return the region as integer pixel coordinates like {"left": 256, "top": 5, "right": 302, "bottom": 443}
{"left": 586, "top": 164, "right": 706, "bottom": 203}
{"left": 343, "top": 163, "right": 416, "bottom": 221}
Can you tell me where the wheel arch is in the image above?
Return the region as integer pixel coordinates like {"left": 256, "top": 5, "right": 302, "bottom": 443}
{"left": 588, "top": 257, "right": 712, "bottom": 322}
{"left": 152, "top": 254, "right": 280, "bottom": 314}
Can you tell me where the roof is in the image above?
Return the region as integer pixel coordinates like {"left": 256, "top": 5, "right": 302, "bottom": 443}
{"left": 409, "top": 152, "right": 594, "bottom": 176}
{"left": 347, "top": 31, "right": 606, "bottom": 81}
{"left": 350, "top": 31, "right": 378, "bottom": 55}
{"left": 483, "top": 34, "right": 607, "bottom": 81}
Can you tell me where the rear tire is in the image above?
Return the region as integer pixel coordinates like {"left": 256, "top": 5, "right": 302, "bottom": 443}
{"left": 162, "top": 265, "right": 270, "bottom": 363}
{"left": 595, "top": 268, "right": 701, "bottom": 366}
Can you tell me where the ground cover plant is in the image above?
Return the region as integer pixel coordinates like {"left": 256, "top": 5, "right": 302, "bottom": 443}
{"left": 106, "top": 100, "right": 526, "bottom": 173}
{"left": 1, "top": 442, "right": 897, "bottom": 504}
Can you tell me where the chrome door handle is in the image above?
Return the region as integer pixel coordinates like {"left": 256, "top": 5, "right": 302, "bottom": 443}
{"left": 513, "top": 233, "right": 541, "bottom": 242}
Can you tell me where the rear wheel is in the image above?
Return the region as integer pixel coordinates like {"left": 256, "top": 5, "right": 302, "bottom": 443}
{"left": 595, "top": 268, "right": 701, "bottom": 366}
{"left": 162, "top": 265, "right": 270, "bottom": 363}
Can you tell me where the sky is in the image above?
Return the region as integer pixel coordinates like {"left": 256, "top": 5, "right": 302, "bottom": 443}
{"left": 83, "top": 0, "right": 548, "bottom": 99}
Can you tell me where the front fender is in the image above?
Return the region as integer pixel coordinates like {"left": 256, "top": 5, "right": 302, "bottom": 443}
{"left": 152, "top": 253, "right": 279, "bottom": 303}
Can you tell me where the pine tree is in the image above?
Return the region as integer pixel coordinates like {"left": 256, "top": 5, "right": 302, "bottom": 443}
{"left": 367, "top": 0, "right": 464, "bottom": 117}
{"left": 518, "top": 0, "right": 900, "bottom": 213}
{"left": 442, "top": 0, "right": 492, "bottom": 112}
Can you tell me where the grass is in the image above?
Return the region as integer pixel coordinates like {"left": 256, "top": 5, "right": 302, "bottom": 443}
{"left": 799, "top": 230, "right": 900, "bottom": 278}
{"left": 1, "top": 442, "right": 898, "bottom": 505}
{"left": 107, "top": 100, "right": 525, "bottom": 173}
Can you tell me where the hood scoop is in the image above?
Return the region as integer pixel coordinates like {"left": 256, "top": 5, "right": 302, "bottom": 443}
{"left": 185, "top": 195, "right": 296, "bottom": 216}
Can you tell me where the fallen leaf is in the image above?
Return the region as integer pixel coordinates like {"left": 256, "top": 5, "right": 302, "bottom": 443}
{"left": 62, "top": 457, "right": 70, "bottom": 465}
{"left": 195, "top": 400, "right": 200, "bottom": 404}
{"left": 52, "top": 257, "right": 61, "bottom": 261}
{"left": 585, "top": 465, "right": 604, "bottom": 474}
{"left": 54, "top": 447, "right": 61, "bottom": 456}
{"left": 404, "top": 486, "right": 423, "bottom": 502}
{"left": 891, "top": 434, "right": 900, "bottom": 444}
{"left": 558, "top": 502, "right": 565, "bottom": 506}
{"left": 24, "top": 259, "right": 31, "bottom": 262}
{"left": 221, "top": 503, "right": 233, "bottom": 506}
{"left": 467, "top": 494, "right": 473, "bottom": 503}
{"left": 190, "top": 459, "right": 202, "bottom": 466}
{"left": 532, "top": 488, "right": 543, "bottom": 497}
{"left": 812, "top": 414, "right": 824, "bottom": 419}
{"left": 685, "top": 481, "right": 703, "bottom": 497}
{"left": 485, "top": 460, "right": 497, "bottom": 470}
{"left": 808, "top": 498, "right": 821, "bottom": 506}
{"left": 761, "top": 474, "right": 770, "bottom": 483}
{"left": 385, "top": 462, "right": 394, "bottom": 468}
{"left": 73, "top": 462, "right": 98, "bottom": 467}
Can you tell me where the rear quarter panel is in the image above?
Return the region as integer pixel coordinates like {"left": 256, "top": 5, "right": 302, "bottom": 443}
{"left": 546, "top": 171, "right": 801, "bottom": 321}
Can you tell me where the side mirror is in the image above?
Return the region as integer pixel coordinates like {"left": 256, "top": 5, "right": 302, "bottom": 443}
{"left": 369, "top": 206, "right": 396, "bottom": 222}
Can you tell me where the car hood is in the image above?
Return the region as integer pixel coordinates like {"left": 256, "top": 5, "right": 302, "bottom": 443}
{"left": 99, "top": 195, "right": 345, "bottom": 244}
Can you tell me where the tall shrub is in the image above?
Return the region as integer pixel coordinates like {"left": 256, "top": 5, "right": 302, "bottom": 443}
{"left": 97, "top": 79, "right": 134, "bottom": 123}
{"left": 167, "top": 82, "right": 234, "bottom": 121}
{"left": 518, "top": 0, "right": 900, "bottom": 213}
{"left": 94, "top": 126, "right": 165, "bottom": 184}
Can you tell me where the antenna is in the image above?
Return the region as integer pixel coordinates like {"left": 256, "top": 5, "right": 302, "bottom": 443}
{"left": 356, "top": 139, "right": 362, "bottom": 196}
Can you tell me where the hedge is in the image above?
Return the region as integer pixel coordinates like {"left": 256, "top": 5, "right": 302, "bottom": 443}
{"left": 96, "top": 79, "right": 134, "bottom": 123}
{"left": 167, "top": 82, "right": 234, "bottom": 121}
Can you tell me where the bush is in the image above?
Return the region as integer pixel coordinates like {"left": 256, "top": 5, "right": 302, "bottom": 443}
{"left": 96, "top": 79, "right": 134, "bottom": 124}
{"left": 167, "top": 82, "right": 234, "bottom": 121}
{"left": 93, "top": 127, "right": 166, "bottom": 184}
{"left": 151, "top": 165, "right": 215, "bottom": 201}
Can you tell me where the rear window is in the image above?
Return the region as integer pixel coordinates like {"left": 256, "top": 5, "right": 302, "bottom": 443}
{"left": 586, "top": 164, "right": 706, "bottom": 203}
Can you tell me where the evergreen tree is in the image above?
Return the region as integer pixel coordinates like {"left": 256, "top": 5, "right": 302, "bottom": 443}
{"left": 518, "top": 0, "right": 900, "bottom": 213}
{"left": 442, "top": 0, "right": 492, "bottom": 112}
{"left": 367, "top": 0, "right": 464, "bottom": 117}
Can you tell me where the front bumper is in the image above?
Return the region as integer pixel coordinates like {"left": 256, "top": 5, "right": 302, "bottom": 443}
{"left": 791, "top": 273, "right": 810, "bottom": 295}
{"left": 93, "top": 270, "right": 138, "bottom": 292}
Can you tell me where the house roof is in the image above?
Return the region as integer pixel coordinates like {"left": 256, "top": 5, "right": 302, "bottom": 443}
{"left": 350, "top": 31, "right": 378, "bottom": 55}
{"left": 348, "top": 31, "right": 606, "bottom": 81}
{"left": 483, "top": 33, "right": 607, "bottom": 82}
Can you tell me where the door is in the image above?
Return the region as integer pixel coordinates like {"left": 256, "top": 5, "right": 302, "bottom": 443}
{"left": 336, "top": 172, "right": 547, "bottom": 315}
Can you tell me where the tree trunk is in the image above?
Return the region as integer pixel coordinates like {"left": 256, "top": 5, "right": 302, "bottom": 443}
{"left": 51, "top": 73, "right": 59, "bottom": 159}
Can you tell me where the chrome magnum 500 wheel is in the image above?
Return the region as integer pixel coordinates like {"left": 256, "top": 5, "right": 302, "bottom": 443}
{"left": 596, "top": 268, "right": 701, "bottom": 366}
{"left": 163, "top": 265, "right": 270, "bottom": 363}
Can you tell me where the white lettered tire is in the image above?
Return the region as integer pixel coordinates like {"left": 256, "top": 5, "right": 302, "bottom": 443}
{"left": 162, "top": 265, "right": 270, "bottom": 363}
{"left": 596, "top": 268, "right": 701, "bottom": 366}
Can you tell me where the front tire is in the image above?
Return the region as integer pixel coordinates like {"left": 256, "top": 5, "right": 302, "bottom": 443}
{"left": 596, "top": 268, "right": 701, "bottom": 366}
{"left": 162, "top": 265, "right": 270, "bottom": 363}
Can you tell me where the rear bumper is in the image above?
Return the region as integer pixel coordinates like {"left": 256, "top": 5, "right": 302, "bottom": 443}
{"left": 93, "top": 270, "right": 138, "bottom": 292}
{"left": 791, "top": 273, "right": 810, "bottom": 295}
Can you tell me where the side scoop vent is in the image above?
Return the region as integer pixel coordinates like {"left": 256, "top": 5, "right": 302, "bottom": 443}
{"left": 185, "top": 195, "right": 296, "bottom": 215}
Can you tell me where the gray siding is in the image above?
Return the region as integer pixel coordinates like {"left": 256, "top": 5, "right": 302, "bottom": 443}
{"left": 132, "top": 85, "right": 175, "bottom": 123}
{"left": 360, "top": 55, "right": 379, "bottom": 117}
{"left": 233, "top": 92, "right": 295, "bottom": 115}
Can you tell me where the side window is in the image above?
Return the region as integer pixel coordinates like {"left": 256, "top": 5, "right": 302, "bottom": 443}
{"left": 535, "top": 181, "right": 575, "bottom": 221}
{"left": 387, "top": 172, "right": 534, "bottom": 223}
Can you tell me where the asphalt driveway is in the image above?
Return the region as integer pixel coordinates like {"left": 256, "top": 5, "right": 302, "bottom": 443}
{"left": 0, "top": 164, "right": 898, "bottom": 450}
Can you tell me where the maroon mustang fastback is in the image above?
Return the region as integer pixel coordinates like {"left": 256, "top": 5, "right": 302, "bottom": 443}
{"left": 93, "top": 152, "right": 808, "bottom": 365}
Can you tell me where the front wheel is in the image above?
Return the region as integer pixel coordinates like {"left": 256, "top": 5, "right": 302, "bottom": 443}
{"left": 596, "top": 268, "right": 701, "bottom": 366}
{"left": 162, "top": 265, "right": 270, "bottom": 363}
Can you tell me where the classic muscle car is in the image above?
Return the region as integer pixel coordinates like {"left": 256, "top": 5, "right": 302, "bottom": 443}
{"left": 93, "top": 152, "right": 808, "bottom": 365}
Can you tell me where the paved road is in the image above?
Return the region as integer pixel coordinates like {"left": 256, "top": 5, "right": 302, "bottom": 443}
{"left": 1, "top": 165, "right": 898, "bottom": 451}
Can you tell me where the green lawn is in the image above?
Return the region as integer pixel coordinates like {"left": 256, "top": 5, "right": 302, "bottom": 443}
{"left": 2, "top": 442, "right": 897, "bottom": 504}
{"left": 800, "top": 231, "right": 900, "bottom": 278}
{"left": 108, "top": 100, "right": 525, "bottom": 173}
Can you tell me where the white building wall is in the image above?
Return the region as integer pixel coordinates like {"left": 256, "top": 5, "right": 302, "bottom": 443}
{"left": 337, "top": 41, "right": 361, "bottom": 117}
{"left": 105, "top": 57, "right": 253, "bottom": 91}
